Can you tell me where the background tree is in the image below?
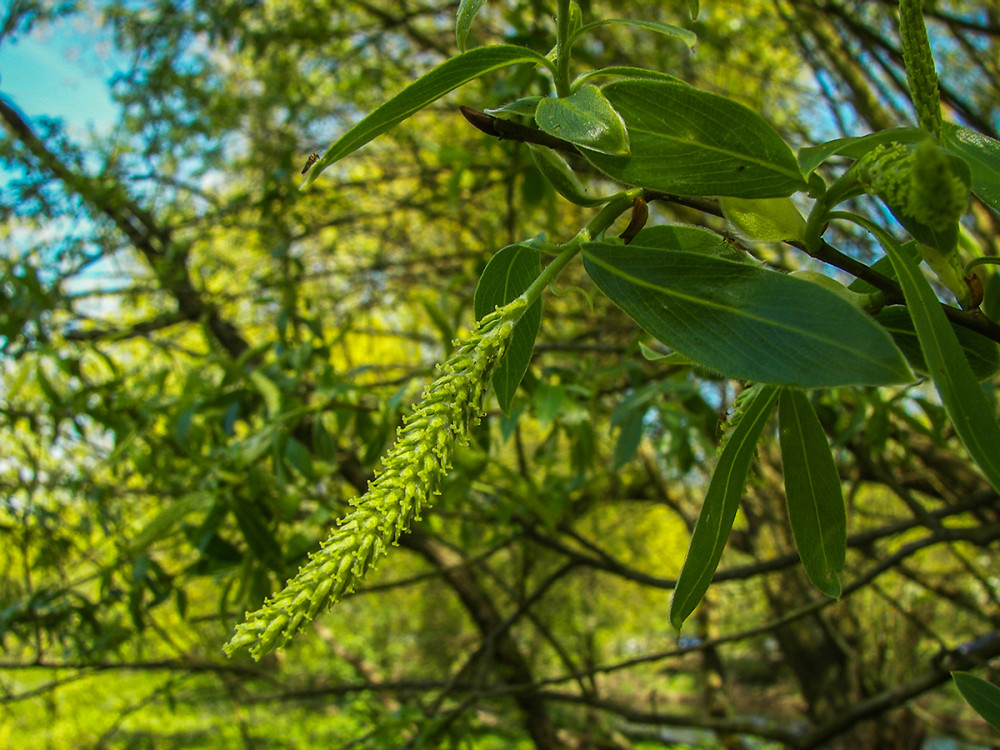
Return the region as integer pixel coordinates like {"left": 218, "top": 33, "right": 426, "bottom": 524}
{"left": 2, "top": 1, "right": 999, "bottom": 749}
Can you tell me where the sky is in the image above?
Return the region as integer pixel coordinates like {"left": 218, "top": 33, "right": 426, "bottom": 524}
{"left": 0, "top": 11, "right": 123, "bottom": 134}
{"left": 0, "top": 12, "right": 131, "bottom": 301}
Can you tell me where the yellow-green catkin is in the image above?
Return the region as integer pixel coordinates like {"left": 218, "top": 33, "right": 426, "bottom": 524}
{"left": 899, "top": 0, "right": 942, "bottom": 138}
{"left": 224, "top": 299, "right": 526, "bottom": 660}
{"left": 857, "top": 141, "right": 966, "bottom": 231}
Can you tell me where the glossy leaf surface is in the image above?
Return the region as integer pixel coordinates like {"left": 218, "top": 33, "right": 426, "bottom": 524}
{"left": 535, "top": 85, "right": 630, "bottom": 156}
{"left": 942, "top": 122, "right": 1000, "bottom": 213}
{"left": 583, "top": 80, "right": 807, "bottom": 197}
{"left": 582, "top": 228, "right": 913, "bottom": 387}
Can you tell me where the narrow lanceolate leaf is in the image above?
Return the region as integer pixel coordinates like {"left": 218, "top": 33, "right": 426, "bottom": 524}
{"left": 874, "top": 306, "right": 1000, "bottom": 382}
{"left": 870, "top": 227, "right": 1000, "bottom": 492}
{"left": 797, "top": 128, "right": 924, "bottom": 177}
{"left": 473, "top": 244, "right": 542, "bottom": 413}
{"left": 535, "top": 85, "right": 630, "bottom": 156}
{"left": 778, "top": 388, "right": 846, "bottom": 599}
{"left": 670, "top": 384, "right": 779, "bottom": 632}
{"left": 581, "top": 228, "right": 913, "bottom": 387}
{"left": 456, "top": 0, "right": 488, "bottom": 52}
{"left": 953, "top": 672, "right": 1000, "bottom": 732}
{"left": 942, "top": 122, "right": 1000, "bottom": 214}
{"left": 571, "top": 19, "right": 697, "bottom": 52}
{"left": 302, "top": 45, "right": 552, "bottom": 187}
{"left": 583, "top": 80, "right": 807, "bottom": 197}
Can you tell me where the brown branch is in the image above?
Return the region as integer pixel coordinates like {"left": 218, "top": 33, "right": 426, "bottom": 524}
{"left": 399, "top": 527, "right": 561, "bottom": 750}
{"left": 799, "top": 632, "right": 1000, "bottom": 749}
{"left": 460, "top": 105, "right": 581, "bottom": 154}
{"left": 460, "top": 106, "right": 1000, "bottom": 344}
{"left": 62, "top": 311, "right": 191, "bottom": 343}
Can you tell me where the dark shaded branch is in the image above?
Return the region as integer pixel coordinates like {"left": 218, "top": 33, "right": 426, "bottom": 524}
{"left": 523, "top": 489, "right": 1000, "bottom": 593}
{"left": 62, "top": 311, "right": 191, "bottom": 343}
{"left": 398, "top": 527, "right": 560, "bottom": 750}
{"left": 538, "top": 690, "right": 802, "bottom": 746}
{"left": 799, "top": 632, "right": 1000, "bottom": 749}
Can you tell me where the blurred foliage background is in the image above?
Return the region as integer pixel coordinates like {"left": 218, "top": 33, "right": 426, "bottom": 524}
{"left": 2, "top": 1, "right": 999, "bottom": 748}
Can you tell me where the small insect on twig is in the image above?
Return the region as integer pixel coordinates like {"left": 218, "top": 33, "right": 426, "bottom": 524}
{"left": 301, "top": 153, "right": 320, "bottom": 175}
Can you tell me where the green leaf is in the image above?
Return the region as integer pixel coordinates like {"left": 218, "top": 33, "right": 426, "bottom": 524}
{"left": 533, "top": 383, "right": 565, "bottom": 425}
{"left": 613, "top": 407, "right": 645, "bottom": 469}
{"left": 570, "top": 19, "right": 697, "bottom": 52}
{"left": 249, "top": 370, "right": 281, "bottom": 418}
{"left": 528, "top": 144, "right": 609, "bottom": 206}
{"left": 874, "top": 306, "right": 1000, "bottom": 381}
{"left": 229, "top": 498, "right": 283, "bottom": 572}
{"left": 456, "top": 0, "right": 488, "bottom": 52}
{"left": 953, "top": 672, "right": 1000, "bottom": 732}
{"left": 670, "top": 384, "right": 779, "bottom": 632}
{"left": 797, "top": 127, "right": 925, "bottom": 176}
{"left": 128, "top": 494, "right": 213, "bottom": 554}
{"left": 572, "top": 66, "right": 686, "bottom": 88}
{"left": 473, "top": 243, "right": 543, "bottom": 413}
{"left": 284, "top": 437, "right": 316, "bottom": 481}
{"left": 485, "top": 96, "right": 543, "bottom": 116}
{"left": 719, "top": 196, "right": 806, "bottom": 242}
{"left": 535, "top": 85, "right": 630, "bottom": 156}
{"left": 302, "top": 45, "right": 553, "bottom": 187}
{"left": 632, "top": 224, "right": 754, "bottom": 264}
{"left": 942, "top": 122, "right": 1000, "bottom": 213}
{"left": 853, "top": 219, "right": 1000, "bottom": 491}
{"left": 581, "top": 227, "right": 913, "bottom": 387}
{"left": 688, "top": 0, "right": 700, "bottom": 19}
{"left": 582, "top": 80, "right": 807, "bottom": 198}
{"left": 778, "top": 388, "right": 846, "bottom": 599}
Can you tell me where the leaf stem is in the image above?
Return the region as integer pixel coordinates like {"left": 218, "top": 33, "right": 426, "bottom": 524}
{"left": 519, "top": 191, "right": 639, "bottom": 307}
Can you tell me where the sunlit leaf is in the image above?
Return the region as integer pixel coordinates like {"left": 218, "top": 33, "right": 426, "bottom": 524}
{"left": 583, "top": 80, "right": 807, "bottom": 197}
{"left": 719, "top": 196, "right": 806, "bottom": 242}
{"left": 528, "top": 144, "right": 609, "bottom": 206}
{"left": 942, "top": 122, "right": 1000, "bottom": 213}
{"left": 249, "top": 370, "right": 281, "bottom": 417}
{"left": 456, "top": 0, "right": 488, "bottom": 51}
{"left": 535, "top": 85, "right": 630, "bottom": 156}
{"left": 302, "top": 45, "right": 553, "bottom": 187}
{"left": 570, "top": 19, "right": 697, "bottom": 52}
